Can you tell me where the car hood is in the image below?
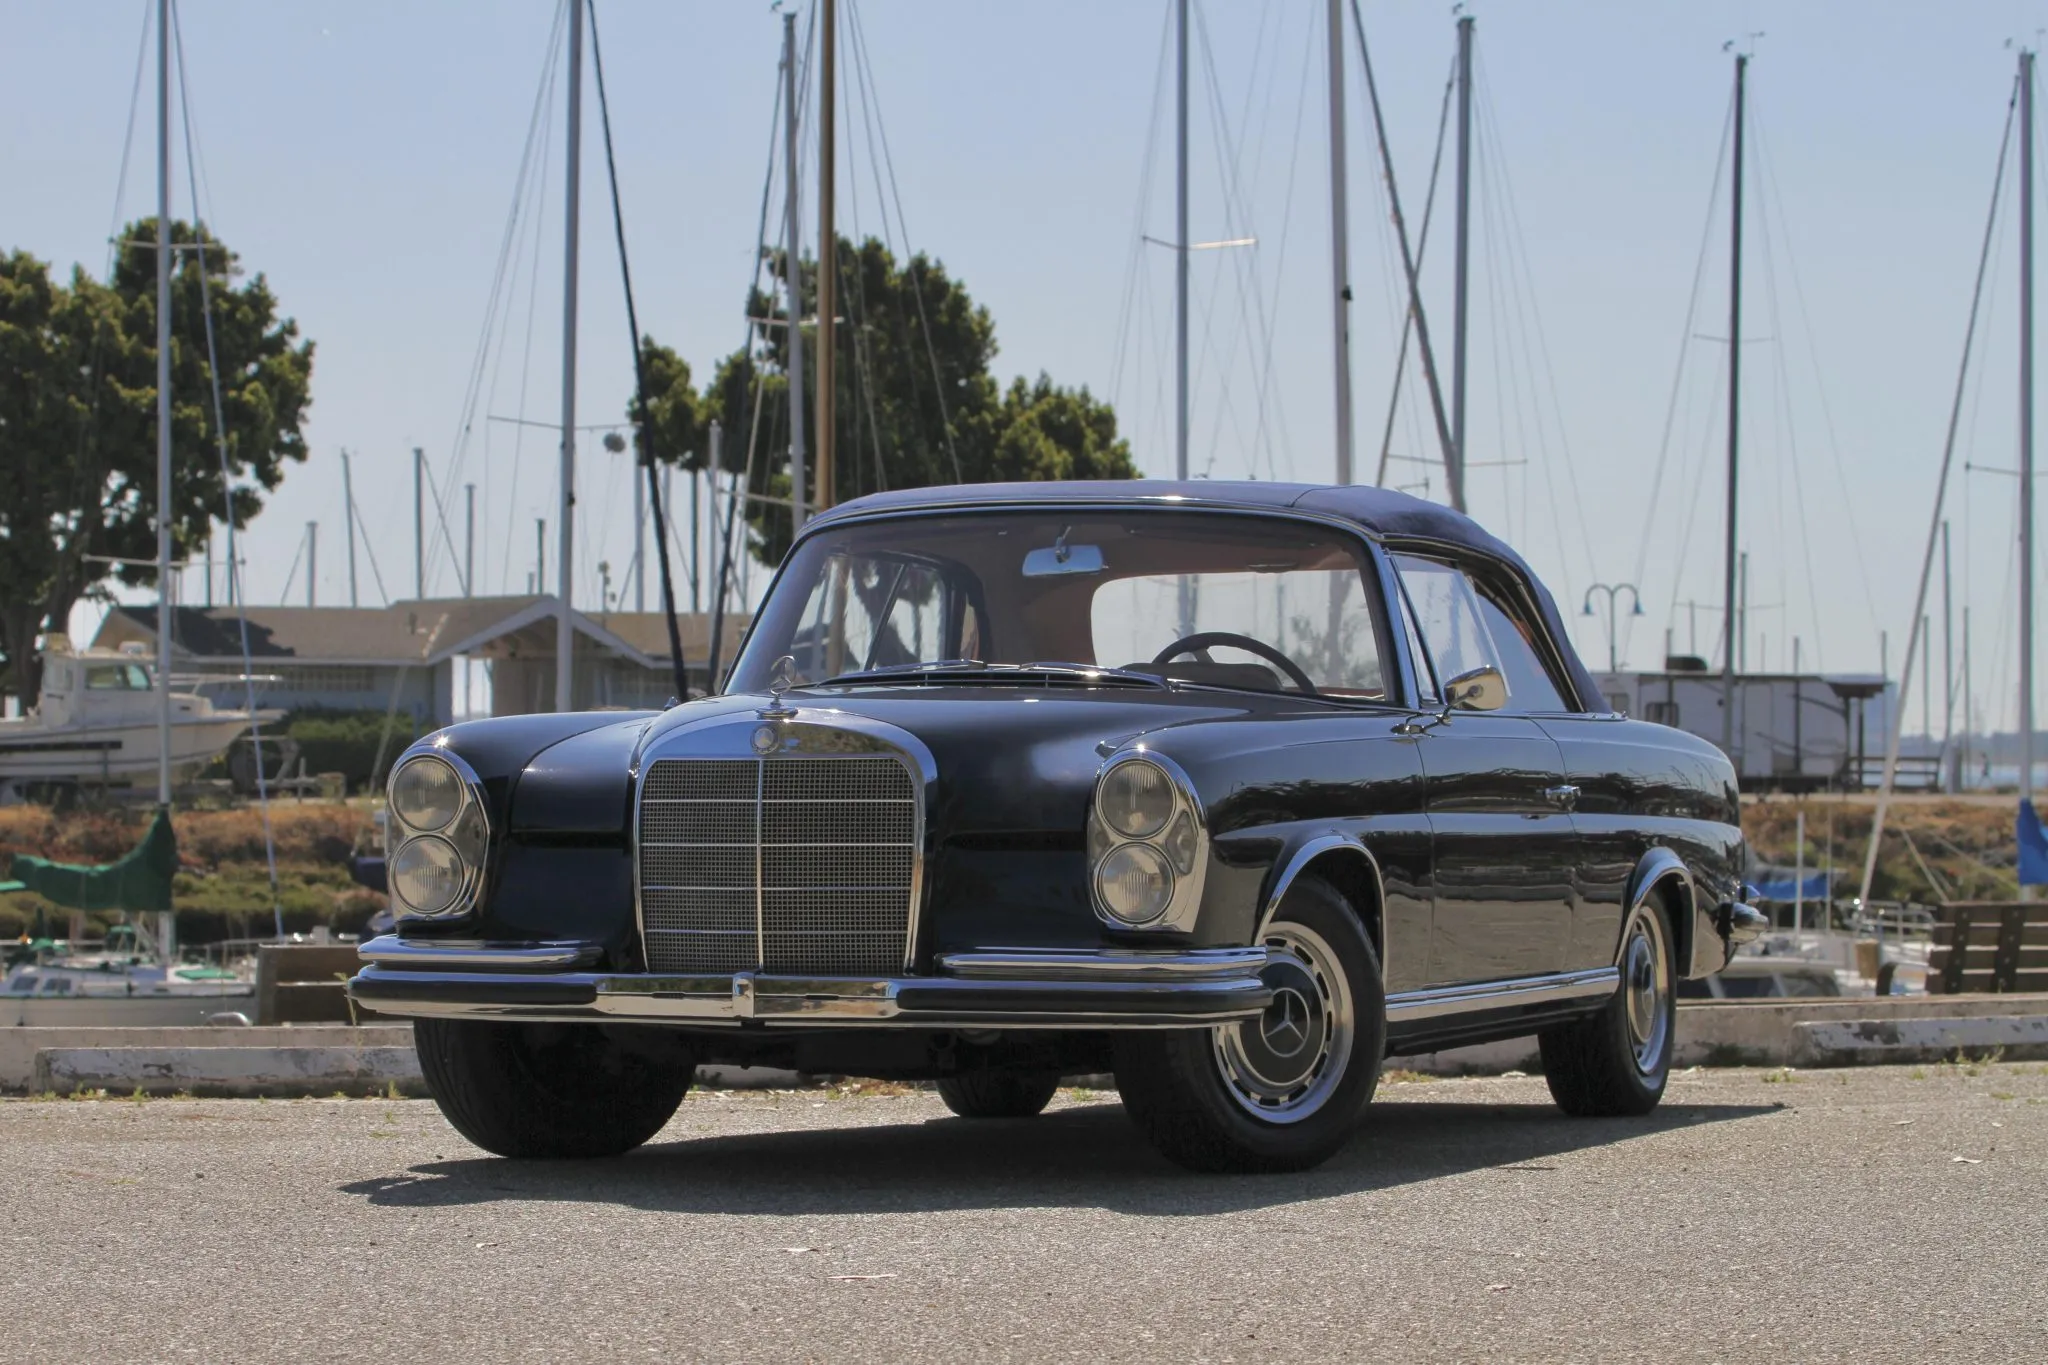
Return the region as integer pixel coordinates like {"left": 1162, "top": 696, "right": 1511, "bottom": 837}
{"left": 640, "top": 684, "right": 1265, "bottom": 837}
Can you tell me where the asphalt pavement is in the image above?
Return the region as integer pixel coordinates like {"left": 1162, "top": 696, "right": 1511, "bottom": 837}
{"left": 2, "top": 1062, "right": 2042, "bottom": 1363}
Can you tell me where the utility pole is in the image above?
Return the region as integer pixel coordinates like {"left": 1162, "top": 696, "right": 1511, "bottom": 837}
{"left": 1450, "top": 12, "right": 1475, "bottom": 500}
{"left": 1176, "top": 0, "right": 1190, "bottom": 482}
{"left": 1721, "top": 52, "right": 1747, "bottom": 759}
{"left": 1326, "top": 0, "right": 1354, "bottom": 484}
{"left": 555, "top": 0, "right": 584, "bottom": 714}
{"left": 536, "top": 519, "right": 546, "bottom": 600}
{"left": 814, "top": 0, "right": 838, "bottom": 514}
{"left": 342, "top": 450, "right": 360, "bottom": 607}
{"left": 781, "top": 12, "right": 808, "bottom": 527}
{"left": 1964, "top": 605, "right": 1974, "bottom": 789}
{"left": 413, "top": 447, "right": 425, "bottom": 600}
{"left": 306, "top": 522, "right": 317, "bottom": 608}
{"left": 1738, "top": 549, "right": 1749, "bottom": 673}
{"left": 154, "top": 0, "right": 171, "bottom": 807}
{"left": 464, "top": 483, "right": 475, "bottom": 600}
{"left": 1943, "top": 519, "right": 1956, "bottom": 790}
{"left": 2022, "top": 46, "right": 2037, "bottom": 832}
{"left": 632, "top": 455, "right": 645, "bottom": 613}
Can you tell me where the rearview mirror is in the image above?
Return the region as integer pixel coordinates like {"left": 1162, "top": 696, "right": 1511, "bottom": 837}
{"left": 1022, "top": 543, "right": 1104, "bottom": 577}
{"left": 1443, "top": 664, "right": 1507, "bottom": 712}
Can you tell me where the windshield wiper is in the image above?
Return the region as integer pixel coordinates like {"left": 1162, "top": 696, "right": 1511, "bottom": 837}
{"left": 813, "top": 660, "right": 1165, "bottom": 689}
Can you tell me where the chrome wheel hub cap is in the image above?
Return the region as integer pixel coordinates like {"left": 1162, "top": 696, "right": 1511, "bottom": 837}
{"left": 1621, "top": 908, "right": 1670, "bottom": 1075}
{"left": 1213, "top": 922, "right": 1354, "bottom": 1124}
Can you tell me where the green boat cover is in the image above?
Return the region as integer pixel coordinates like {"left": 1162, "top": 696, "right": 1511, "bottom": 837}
{"left": 5, "top": 806, "right": 177, "bottom": 913}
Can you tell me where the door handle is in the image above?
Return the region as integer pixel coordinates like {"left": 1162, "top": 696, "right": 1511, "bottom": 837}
{"left": 1543, "top": 784, "right": 1580, "bottom": 811}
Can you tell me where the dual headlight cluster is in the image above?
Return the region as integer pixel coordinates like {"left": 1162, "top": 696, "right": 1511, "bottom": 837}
{"left": 386, "top": 752, "right": 489, "bottom": 920}
{"left": 1087, "top": 753, "right": 1205, "bottom": 931}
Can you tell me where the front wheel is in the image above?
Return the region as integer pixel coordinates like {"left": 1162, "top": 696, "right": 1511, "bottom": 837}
{"left": 1539, "top": 894, "right": 1676, "bottom": 1117}
{"left": 414, "top": 1019, "right": 695, "bottom": 1158}
{"left": 1113, "top": 874, "right": 1385, "bottom": 1173}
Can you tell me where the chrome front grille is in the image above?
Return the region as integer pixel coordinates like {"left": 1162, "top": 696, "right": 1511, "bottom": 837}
{"left": 638, "top": 755, "right": 918, "bottom": 976}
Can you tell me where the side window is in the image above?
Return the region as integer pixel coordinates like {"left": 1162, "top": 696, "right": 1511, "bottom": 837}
{"left": 1394, "top": 582, "right": 1439, "bottom": 705}
{"left": 1390, "top": 554, "right": 1574, "bottom": 714}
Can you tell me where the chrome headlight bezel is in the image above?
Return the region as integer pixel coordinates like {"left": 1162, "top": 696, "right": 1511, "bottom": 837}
{"left": 385, "top": 748, "right": 489, "bottom": 922}
{"left": 1087, "top": 751, "right": 1208, "bottom": 933}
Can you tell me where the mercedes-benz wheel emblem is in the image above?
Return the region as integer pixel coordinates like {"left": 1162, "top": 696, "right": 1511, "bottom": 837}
{"left": 1260, "top": 986, "right": 1312, "bottom": 1058}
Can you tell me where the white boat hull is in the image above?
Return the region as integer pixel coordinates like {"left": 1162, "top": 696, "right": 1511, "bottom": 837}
{"left": 2, "top": 990, "right": 256, "bottom": 1029}
{"left": 0, "top": 716, "right": 259, "bottom": 782}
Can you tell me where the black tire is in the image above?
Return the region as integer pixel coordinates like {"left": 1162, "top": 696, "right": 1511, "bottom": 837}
{"left": 936, "top": 1069, "right": 1061, "bottom": 1119}
{"left": 414, "top": 1019, "right": 694, "bottom": 1158}
{"left": 1113, "top": 874, "right": 1385, "bottom": 1173}
{"left": 1540, "top": 894, "right": 1677, "bottom": 1117}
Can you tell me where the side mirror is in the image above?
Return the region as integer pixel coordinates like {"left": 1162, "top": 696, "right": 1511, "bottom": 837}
{"left": 1443, "top": 664, "right": 1507, "bottom": 712}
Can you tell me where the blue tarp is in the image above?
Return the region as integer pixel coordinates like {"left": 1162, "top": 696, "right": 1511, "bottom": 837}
{"left": 2019, "top": 799, "right": 2048, "bottom": 887}
{"left": 1750, "top": 871, "right": 1834, "bottom": 902}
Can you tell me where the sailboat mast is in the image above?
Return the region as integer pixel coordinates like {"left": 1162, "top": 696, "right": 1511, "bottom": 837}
{"left": 154, "top": 0, "right": 172, "bottom": 806}
{"left": 782, "top": 12, "right": 807, "bottom": 527}
{"left": 1175, "top": 0, "right": 1189, "bottom": 482}
{"left": 2021, "top": 47, "right": 2035, "bottom": 818}
{"left": 1721, "top": 53, "right": 1747, "bottom": 758}
{"left": 1326, "top": 0, "right": 1354, "bottom": 483}
{"left": 554, "top": 0, "right": 583, "bottom": 714}
{"left": 1451, "top": 14, "right": 1474, "bottom": 496}
{"left": 814, "top": 0, "right": 838, "bottom": 514}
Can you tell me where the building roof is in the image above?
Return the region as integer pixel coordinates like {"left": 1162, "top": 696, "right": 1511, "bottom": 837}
{"left": 96, "top": 598, "right": 749, "bottom": 670}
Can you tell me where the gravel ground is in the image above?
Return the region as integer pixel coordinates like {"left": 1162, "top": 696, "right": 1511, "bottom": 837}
{"left": 2, "top": 1062, "right": 2043, "bottom": 1363}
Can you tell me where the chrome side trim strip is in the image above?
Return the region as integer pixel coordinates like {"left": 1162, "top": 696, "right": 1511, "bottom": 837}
{"left": 936, "top": 947, "right": 1269, "bottom": 981}
{"left": 1384, "top": 967, "right": 1619, "bottom": 1024}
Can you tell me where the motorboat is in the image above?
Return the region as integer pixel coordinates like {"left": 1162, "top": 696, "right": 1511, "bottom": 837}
{"left": 0, "top": 636, "right": 278, "bottom": 793}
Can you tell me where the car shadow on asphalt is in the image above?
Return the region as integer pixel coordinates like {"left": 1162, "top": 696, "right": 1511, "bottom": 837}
{"left": 338, "top": 1094, "right": 1781, "bottom": 1217}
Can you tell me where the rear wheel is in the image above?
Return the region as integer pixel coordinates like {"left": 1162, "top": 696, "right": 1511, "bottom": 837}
{"left": 1539, "top": 894, "right": 1676, "bottom": 1117}
{"left": 1114, "top": 874, "right": 1385, "bottom": 1173}
{"left": 936, "top": 1069, "right": 1061, "bottom": 1119}
{"left": 414, "top": 1019, "right": 695, "bottom": 1158}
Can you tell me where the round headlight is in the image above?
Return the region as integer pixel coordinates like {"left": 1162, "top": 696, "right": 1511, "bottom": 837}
{"left": 391, "top": 756, "right": 462, "bottom": 832}
{"left": 391, "top": 836, "right": 466, "bottom": 916}
{"left": 1100, "top": 759, "right": 1175, "bottom": 840}
{"left": 1096, "top": 842, "right": 1175, "bottom": 925}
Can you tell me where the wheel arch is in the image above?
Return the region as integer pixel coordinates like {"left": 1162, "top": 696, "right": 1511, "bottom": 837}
{"left": 1255, "top": 834, "right": 1386, "bottom": 970}
{"left": 1622, "top": 848, "right": 1708, "bottom": 978}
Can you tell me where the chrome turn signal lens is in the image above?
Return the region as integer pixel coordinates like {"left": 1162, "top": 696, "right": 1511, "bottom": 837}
{"left": 1099, "top": 758, "right": 1174, "bottom": 839}
{"left": 390, "top": 835, "right": 465, "bottom": 916}
{"left": 1096, "top": 842, "right": 1174, "bottom": 925}
{"left": 391, "top": 756, "right": 462, "bottom": 832}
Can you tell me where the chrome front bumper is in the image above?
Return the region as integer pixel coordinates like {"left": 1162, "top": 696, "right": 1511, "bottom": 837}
{"left": 349, "top": 936, "right": 1273, "bottom": 1029}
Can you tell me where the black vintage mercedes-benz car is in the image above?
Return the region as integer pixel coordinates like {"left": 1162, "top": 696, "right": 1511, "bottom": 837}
{"left": 351, "top": 481, "right": 1761, "bottom": 1173}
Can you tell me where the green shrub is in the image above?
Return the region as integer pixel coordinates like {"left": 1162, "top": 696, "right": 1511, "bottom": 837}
{"left": 283, "top": 708, "right": 420, "bottom": 793}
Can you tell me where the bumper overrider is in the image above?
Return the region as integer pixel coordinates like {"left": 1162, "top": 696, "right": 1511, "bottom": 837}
{"left": 349, "top": 937, "right": 1274, "bottom": 1029}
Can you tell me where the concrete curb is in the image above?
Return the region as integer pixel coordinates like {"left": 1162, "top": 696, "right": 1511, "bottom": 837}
{"left": 1, "top": 1026, "right": 415, "bottom": 1092}
{"left": 33, "top": 1045, "right": 425, "bottom": 1098}
{"left": 1796, "top": 1015, "right": 2048, "bottom": 1066}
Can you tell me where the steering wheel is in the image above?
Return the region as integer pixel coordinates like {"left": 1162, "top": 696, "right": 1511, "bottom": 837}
{"left": 1151, "top": 631, "right": 1319, "bottom": 695}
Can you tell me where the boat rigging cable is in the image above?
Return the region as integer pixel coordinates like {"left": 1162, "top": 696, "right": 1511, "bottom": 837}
{"left": 1349, "top": 0, "right": 1460, "bottom": 508}
{"left": 169, "top": 0, "right": 283, "bottom": 937}
{"left": 709, "top": 8, "right": 811, "bottom": 688}
{"left": 583, "top": 0, "right": 686, "bottom": 700}
{"left": 1857, "top": 73, "right": 2019, "bottom": 908}
{"left": 1373, "top": 53, "right": 1455, "bottom": 489}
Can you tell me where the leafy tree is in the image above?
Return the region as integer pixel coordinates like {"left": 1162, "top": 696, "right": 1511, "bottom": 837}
{"left": 633, "top": 236, "right": 1136, "bottom": 568}
{"left": 0, "top": 221, "right": 314, "bottom": 707}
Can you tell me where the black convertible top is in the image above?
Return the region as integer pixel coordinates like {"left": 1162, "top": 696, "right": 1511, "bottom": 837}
{"left": 809, "top": 480, "right": 1602, "bottom": 710}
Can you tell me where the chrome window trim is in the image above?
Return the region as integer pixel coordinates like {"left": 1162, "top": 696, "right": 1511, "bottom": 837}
{"left": 630, "top": 709, "right": 935, "bottom": 974}
{"left": 1087, "top": 748, "right": 1209, "bottom": 934}
{"left": 1384, "top": 967, "right": 1620, "bottom": 1024}
{"left": 384, "top": 743, "right": 490, "bottom": 923}
{"left": 1254, "top": 832, "right": 1390, "bottom": 985}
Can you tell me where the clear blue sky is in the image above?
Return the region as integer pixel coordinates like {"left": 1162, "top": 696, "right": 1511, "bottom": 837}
{"left": 7, "top": 2, "right": 2047, "bottom": 733}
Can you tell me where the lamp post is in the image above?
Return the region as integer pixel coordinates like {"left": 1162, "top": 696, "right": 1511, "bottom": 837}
{"left": 1582, "top": 582, "right": 1644, "bottom": 675}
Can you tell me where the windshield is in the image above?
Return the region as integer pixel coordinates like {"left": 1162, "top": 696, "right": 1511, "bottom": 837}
{"left": 728, "top": 509, "right": 1388, "bottom": 699}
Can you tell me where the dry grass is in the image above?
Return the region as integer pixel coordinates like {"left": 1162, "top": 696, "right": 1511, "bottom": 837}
{"left": 0, "top": 803, "right": 370, "bottom": 869}
{"left": 1741, "top": 797, "right": 2016, "bottom": 903}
